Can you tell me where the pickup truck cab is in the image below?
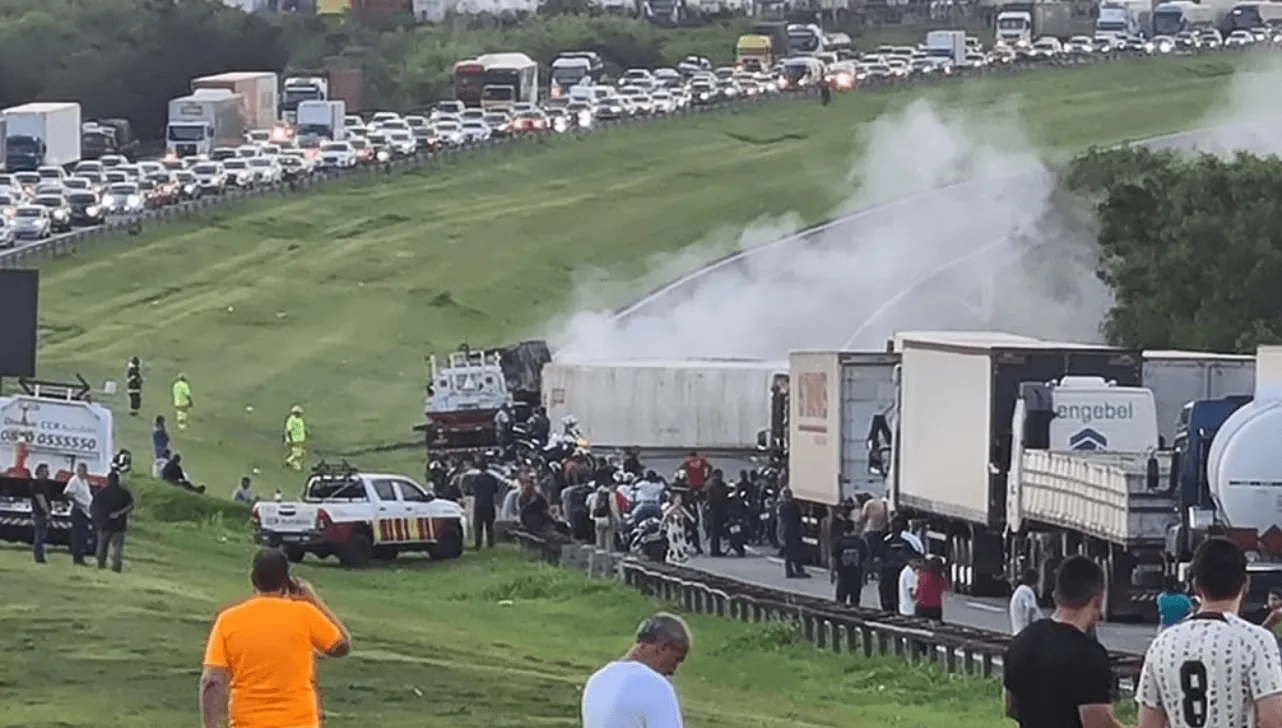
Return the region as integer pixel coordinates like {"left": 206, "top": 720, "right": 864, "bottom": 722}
{"left": 253, "top": 467, "right": 466, "bottom": 568}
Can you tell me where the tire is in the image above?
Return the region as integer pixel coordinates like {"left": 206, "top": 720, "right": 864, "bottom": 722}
{"left": 429, "top": 524, "right": 464, "bottom": 560}
{"left": 338, "top": 533, "right": 373, "bottom": 569}
{"left": 283, "top": 545, "right": 306, "bottom": 563}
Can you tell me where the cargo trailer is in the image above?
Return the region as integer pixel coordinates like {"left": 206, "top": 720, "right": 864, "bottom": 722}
{"left": 1142, "top": 350, "right": 1254, "bottom": 446}
{"left": 541, "top": 359, "right": 787, "bottom": 450}
{"left": 191, "top": 71, "right": 279, "bottom": 131}
{"left": 2, "top": 102, "right": 82, "bottom": 172}
{"left": 166, "top": 90, "right": 244, "bottom": 158}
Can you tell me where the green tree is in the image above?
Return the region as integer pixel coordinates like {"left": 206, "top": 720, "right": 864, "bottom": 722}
{"left": 1066, "top": 147, "right": 1282, "bottom": 352}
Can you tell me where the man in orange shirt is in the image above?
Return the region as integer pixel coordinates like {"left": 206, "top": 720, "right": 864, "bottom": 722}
{"left": 200, "top": 548, "right": 352, "bottom": 728}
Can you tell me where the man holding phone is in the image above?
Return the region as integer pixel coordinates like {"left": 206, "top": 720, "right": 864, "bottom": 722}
{"left": 200, "top": 548, "right": 351, "bottom": 728}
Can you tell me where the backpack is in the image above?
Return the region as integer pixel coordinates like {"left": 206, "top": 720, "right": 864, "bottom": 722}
{"left": 883, "top": 534, "right": 909, "bottom": 570}
{"left": 592, "top": 489, "right": 611, "bottom": 519}
{"left": 839, "top": 537, "right": 864, "bottom": 569}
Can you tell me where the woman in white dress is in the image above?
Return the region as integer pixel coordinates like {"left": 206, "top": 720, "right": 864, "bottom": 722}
{"left": 662, "top": 492, "right": 694, "bottom": 565}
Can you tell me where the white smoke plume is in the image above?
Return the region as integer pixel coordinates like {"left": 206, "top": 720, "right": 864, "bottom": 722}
{"left": 551, "top": 98, "right": 1112, "bottom": 361}
{"left": 1175, "top": 52, "right": 1282, "bottom": 157}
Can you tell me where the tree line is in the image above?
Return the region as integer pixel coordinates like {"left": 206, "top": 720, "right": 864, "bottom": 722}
{"left": 0, "top": 0, "right": 746, "bottom": 139}
{"left": 1065, "top": 146, "right": 1282, "bottom": 353}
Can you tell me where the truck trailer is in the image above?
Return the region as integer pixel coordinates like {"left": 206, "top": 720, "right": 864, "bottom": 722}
{"left": 2, "top": 102, "right": 82, "bottom": 172}
{"left": 294, "top": 100, "right": 346, "bottom": 143}
{"left": 542, "top": 359, "right": 787, "bottom": 450}
{"left": 166, "top": 90, "right": 244, "bottom": 158}
{"left": 191, "top": 71, "right": 279, "bottom": 131}
{"left": 995, "top": 1, "right": 1074, "bottom": 46}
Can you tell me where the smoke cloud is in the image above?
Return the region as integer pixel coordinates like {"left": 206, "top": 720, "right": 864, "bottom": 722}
{"left": 552, "top": 98, "right": 1111, "bottom": 361}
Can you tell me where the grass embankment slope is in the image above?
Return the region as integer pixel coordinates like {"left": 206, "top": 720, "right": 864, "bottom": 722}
{"left": 30, "top": 54, "right": 1253, "bottom": 497}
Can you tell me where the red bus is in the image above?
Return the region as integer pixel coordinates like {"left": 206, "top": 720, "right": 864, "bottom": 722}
{"left": 453, "top": 60, "right": 486, "bottom": 107}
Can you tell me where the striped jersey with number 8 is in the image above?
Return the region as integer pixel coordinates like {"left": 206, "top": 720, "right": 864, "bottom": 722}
{"left": 1138, "top": 612, "right": 1282, "bottom": 728}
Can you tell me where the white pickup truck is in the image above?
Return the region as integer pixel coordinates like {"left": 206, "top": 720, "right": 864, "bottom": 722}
{"left": 253, "top": 468, "right": 466, "bottom": 568}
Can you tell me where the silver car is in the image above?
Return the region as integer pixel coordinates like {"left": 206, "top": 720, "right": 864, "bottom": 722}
{"left": 11, "top": 205, "right": 52, "bottom": 240}
{"left": 0, "top": 216, "right": 13, "bottom": 248}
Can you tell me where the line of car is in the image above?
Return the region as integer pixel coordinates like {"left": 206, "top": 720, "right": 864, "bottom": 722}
{"left": 3, "top": 30, "right": 1271, "bottom": 251}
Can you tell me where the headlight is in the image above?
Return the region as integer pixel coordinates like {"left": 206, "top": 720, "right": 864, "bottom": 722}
{"left": 127, "top": 195, "right": 141, "bottom": 206}
{"left": 86, "top": 206, "right": 100, "bottom": 216}
{"left": 53, "top": 210, "right": 68, "bottom": 220}
{"left": 377, "top": 151, "right": 390, "bottom": 162}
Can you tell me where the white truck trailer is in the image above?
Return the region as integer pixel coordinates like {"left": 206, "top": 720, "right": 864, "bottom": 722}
{"left": 1143, "top": 350, "right": 1254, "bottom": 446}
{"left": 191, "top": 71, "right": 279, "bottom": 132}
{"left": 2, "top": 102, "right": 82, "bottom": 172}
{"left": 166, "top": 90, "right": 244, "bottom": 158}
{"left": 541, "top": 359, "right": 786, "bottom": 450}
{"left": 295, "top": 100, "right": 346, "bottom": 143}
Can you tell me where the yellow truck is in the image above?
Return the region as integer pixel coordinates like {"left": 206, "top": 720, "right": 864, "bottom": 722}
{"left": 735, "top": 35, "right": 774, "bottom": 73}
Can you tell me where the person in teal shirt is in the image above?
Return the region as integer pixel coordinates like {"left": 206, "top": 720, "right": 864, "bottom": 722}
{"left": 1156, "top": 577, "right": 1194, "bottom": 628}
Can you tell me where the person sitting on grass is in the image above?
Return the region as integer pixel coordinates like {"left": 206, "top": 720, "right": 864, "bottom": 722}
{"left": 161, "top": 452, "right": 206, "bottom": 494}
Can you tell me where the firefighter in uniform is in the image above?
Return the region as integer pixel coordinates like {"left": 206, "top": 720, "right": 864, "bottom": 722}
{"left": 171, "top": 373, "right": 193, "bottom": 431}
{"left": 126, "top": 358, "right": 143, "bottom": 417}
{"left": 284, "top": 405, "right": 308, "bottom": 472}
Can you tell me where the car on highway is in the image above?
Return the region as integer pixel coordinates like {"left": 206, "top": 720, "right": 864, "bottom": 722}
{"left": 102, "top": 182, "right": 145, "bottom": 216}
{"left": 98, "top": 154, "right": 125, "bottom": 169}
{"left": 210, "top": 147, "right": 238, "bottom": 162}
{"left": 277, "top": 155, "right": 307, "bottom": 182}
{"left": 567, "top": 101, "right": 595, "bottom": 130}
{"left": 385, "top": 131, "right": 417, "bottom": 157}
{"left": 10, "top": 205, "right": 52, "bottom": 240}
{"left": 1225, "top": 29, "right": 1255, "bottom": 47}
{"left": 349, "top": 137, "right": 376, "bottom": 165}
{"left": 482, "top": 112, "right": 512, "bottom": 139}
{"left": 460, "top": 120, "right": 492, "bottom": 144}
{"left": 235, "top": 144, "right": 260, "bottom": 159}
{"left": 222, "top": 158, "right": 255, "bottom": 188}
{"left": 191, "top": 162, "right": 228, "bottom": 194}
{"left": 1064, "top": 36, "right": 1094, "bottom": 55}
{"left": 34, "top": 182, "right": 65, "bottom": 198}
{"left": 62, "top": 177, "right": 93, "bottom": 193}
{"left": 1030, "top": 36, "right": 1063, "bottom": 59}
{"left": 619, "top": 86, "right": 655, "bottom": 114}
{"left": 171, "top": 170, "right": 201, "bottom": 200}
{"left": 65, "top": 191, "right": 105, "bottom": 226}
{"left": 319, "top": 141, "right": 357, "bottom": 170}
{"left": 433, "top": 120, "right": 464, "bottom": 147}
{"left": 0, "top": 216, "right": 12, "bottom": 248}
{"left": 31, "top": 194, "right": 73, "bottom": 233}
{"left": 246, "top": 156, "right": 282, "bottom": 186}
{"left": 0, "top": 193, "right": 18, "bottom": 218}
{"left": 511, "top": 109, "right": 549, "bottom": 134}
{"left": 12, "top": 172, "right": 40, "bottom": 198}
{"left": 37, "top": 166, "right": 65, "bottom": 185}
{"left": 364, "top": 133, "right": 393, "bottom": 162}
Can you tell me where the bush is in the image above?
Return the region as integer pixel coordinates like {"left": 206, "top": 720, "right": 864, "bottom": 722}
{"left": 1066, "top": 147, "right": 1282, "bottom": 352}
{"left": 1, "top": 0, "right": 748, "bottom": 137}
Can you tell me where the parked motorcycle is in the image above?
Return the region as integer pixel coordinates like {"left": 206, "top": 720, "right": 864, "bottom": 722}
{"left": 628, "top": 515, "right": 668, "bottom": 562}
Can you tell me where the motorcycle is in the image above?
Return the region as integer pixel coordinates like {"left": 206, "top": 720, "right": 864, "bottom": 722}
{"left": 628, "top": 515, "right": 668, "bottom": 562}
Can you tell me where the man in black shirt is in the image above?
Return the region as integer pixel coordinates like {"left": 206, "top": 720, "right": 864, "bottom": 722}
{"left": 470, "top": 457, "right": 500, "bottom": 550}
{"left": 126, "top": 357, "right": 143, "bottom": 417}
{"left": 1003, "top": 555, "right": 1123, "bottom": 728}
{"left": 705, "top": 470, "right": 729, "bottom": 557}
{"left": 29, "top": 463, "right": 53, "bottom": 564}
{"left": 831, "top": 518, "right": 868, "bottom": 606}
{"left": 90, "top": 471, "right": 134, "bottom": 573}
{"left": 517, "top": 473, "right": 552, "bottom": 535}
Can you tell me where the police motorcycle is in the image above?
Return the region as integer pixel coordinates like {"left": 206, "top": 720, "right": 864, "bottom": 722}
{"left": 616, "top": 471, "right": 669, "bottom": 561}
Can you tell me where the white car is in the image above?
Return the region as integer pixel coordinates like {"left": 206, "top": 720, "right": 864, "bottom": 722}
{"left": 619, "top": 86, "right": 654, "bottom": 114}
{"left": 246, "top": 156, "right": 282, "bottom": 185}
{"left": 72, "top": 160, "right": 103, "bottom": 177}
{"left": 369, "top": 111, "right": 402, "bottom": 126}
{"left": 221, "top": 158, "right": 255, "bottom": 187}
{"left": 460, "top": 121, "right": 491, "bottom": 144}
{"left": 102, "top": 183, "right": 145, "bottom": 215}
{"left": 191, "top": 162, "right": 227, "bottom": 193}
{"left": 649, "top": 90, "right": 676, "bottom": 113}
{"left": 433, "top": 121, "right": 464, "bottom": 147}
{"left": 36, "top": 166, "right": 65, "bottom": 185}
{"left": 1064, "top": 35, "right": 1094, "bottom": 54}
{"left": 319, "top": 141, "right": 357, "bottom": 169}
{"left": 10, "top": 205, "right": 52, "bottom": 240}
{"left": 1225, "top": 29, "right": 1255, "bottom": 47}
{"left": 386, "top": 131, "right": 417, "bottom": 156}
{"left": 235, "top": 144, "right": 260, "bottom": 159}
{"left": 137, "top": 161, "right": 165, "bottom": 178}
{"left": 0, "top": 216, "right": 13, "bottom": 248}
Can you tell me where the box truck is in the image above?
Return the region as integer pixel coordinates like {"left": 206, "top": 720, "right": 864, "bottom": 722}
{"left": 996, "top": 0, "right": 1074, "bottom": 46}
{"left": 542, "top": 359, "right": 787, "bottom": 450}
{"left": 190, "top": 71, "right": 279, "bottom": 131}
{"left": 2, "top": 102, "right": 82, "bottom": 172}
{"left": 295, "top": 100, "right": 346, "bottom": 143}
{"left": 166, "top": 90, "right": 244, "bottom": 158}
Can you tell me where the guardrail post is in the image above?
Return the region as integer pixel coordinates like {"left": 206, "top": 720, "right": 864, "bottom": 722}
{"left": 944, "top": 644, "right": 957, "bottom": 672}
{"left": 978, "top": 653, "right": 994, "bottom": 678}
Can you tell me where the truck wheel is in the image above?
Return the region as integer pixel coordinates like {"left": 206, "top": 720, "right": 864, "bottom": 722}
{"left": 339, "top": 533, "right": 373, "bottom": 569}
{"left": 429, "top": 526, "right": 464, "bottom": 560}
{"left": 283, "top": 545, "right": 306, "bottom": 563}
{"left": 373, "top": 545, "right": 399, "bottom": 561}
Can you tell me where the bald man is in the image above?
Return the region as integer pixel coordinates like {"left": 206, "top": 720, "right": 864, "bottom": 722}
{"left": 581, "top": 612, "right": 690, "bottom": 728}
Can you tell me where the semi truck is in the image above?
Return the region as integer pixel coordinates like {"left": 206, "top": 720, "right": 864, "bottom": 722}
{"left": 191, "top": 71, "right": 279, "bottom": 131}
{"left": 767, "top": 333, "right": 1261, "bottom": 618}
{"left": 81, "top": 118, "right": 138, "bottom": 161}
{"left": 995, "top": 0, "right": 1074, "bottom": 46}
{"left": 294, "top": 100, "right": 346, "bottom": 143}
{"left": 1095, "top": 0, "right": 1152, "bottom": 39}
{"left": 1151, "top": 0, "right": 1236, "bottom": 34}
{"left": 166, "top": 90, "right": 244, "bottom": 158}
{"left": 542, "top": 359, "right": 787, "bottom": 450}
{"left": 924, "top": 29, "right": 969, "bottom": 65}
{"left": 2, "top": 102, "right": 82, "bottom": 172}
{"left": 281, "top": 66, "right": 366, "bottom": 120}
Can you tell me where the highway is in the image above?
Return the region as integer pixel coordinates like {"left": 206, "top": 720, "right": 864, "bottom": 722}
{"left": 609, "top": 123, "right": 1282, "bottom": 657}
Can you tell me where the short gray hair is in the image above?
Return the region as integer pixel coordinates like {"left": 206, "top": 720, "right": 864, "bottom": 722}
{"left": 635, "top": 612, "right": 691, "bottom": 647}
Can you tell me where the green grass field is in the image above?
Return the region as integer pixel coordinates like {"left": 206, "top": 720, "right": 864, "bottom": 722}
{"left": 6, "top": 51, "right": 1245, "bottom": 728}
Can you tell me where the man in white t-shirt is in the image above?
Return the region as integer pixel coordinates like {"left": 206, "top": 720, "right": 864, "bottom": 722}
{"left": 1008, "top": 568, "right": 1042, "bottom": 635}
{"left": 62, "top": 462, "right": 94, "bottom": 566}
{"left": 582, "top": 612, "right": 690, "bottom": 728}
{"left": 1137, "top": 537, "right": 1282, "bottom": 728}
{"left": 898, "top": 556, "right": 921, "bottom": 616}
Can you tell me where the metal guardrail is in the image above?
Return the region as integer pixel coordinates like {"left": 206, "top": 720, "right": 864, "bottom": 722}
{"left": 0, "top": 45, "right": 1241, "bottom": 270}
{"left": 509, "top": 528, "right": 1146, "bottom": 683}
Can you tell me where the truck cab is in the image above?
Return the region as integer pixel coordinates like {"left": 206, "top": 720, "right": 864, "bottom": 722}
{"left": 282, "top": 75, "right": 330, "bottom": 125}
{"left": 253, "top": 462, "right": 465, "bottom": 568}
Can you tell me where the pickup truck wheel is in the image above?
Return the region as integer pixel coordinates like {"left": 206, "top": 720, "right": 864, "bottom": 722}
{"left": 339, "top": 533, "right": 374, "bottom": 569}
{"left": 429, "top": 526, "right": 464, "bottom": 560}
{"left": 283, "top": 545, "right": 306, "bottom": 563}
